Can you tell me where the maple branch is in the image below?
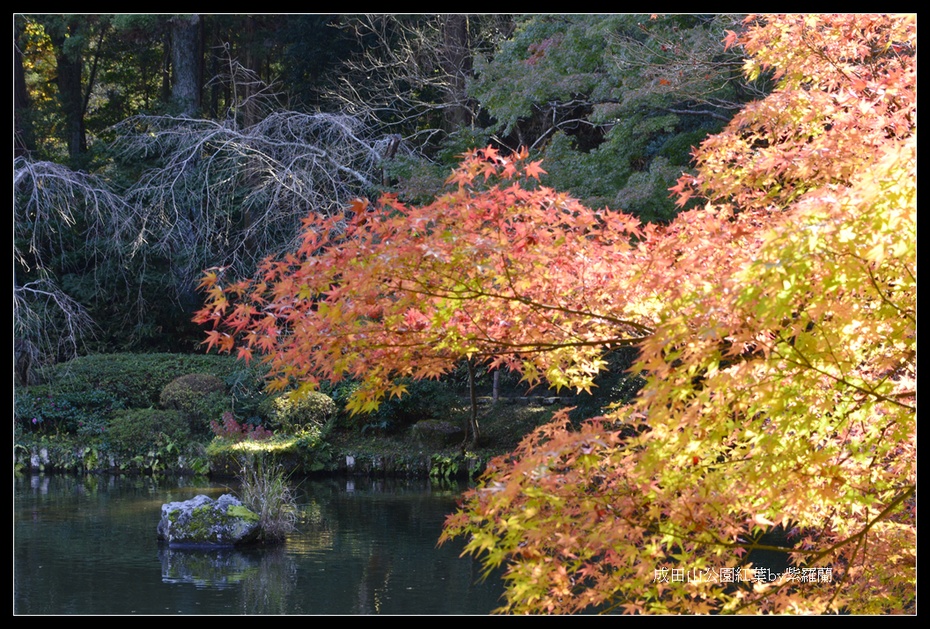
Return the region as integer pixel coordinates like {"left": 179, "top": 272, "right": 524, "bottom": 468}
{"left": 502, "top": 253, "right": 656, "bottom": 336}
{"left": 474, "top": 336, "right": 651, "bottom": 356}
{"left": 724, "top": 483, "right": 916, "bottom": 614}
{"left": 814, "top": 484, "right": 914, "bottom": 565}
{"left": 863, "top": 260, "right": 916, "bottom": 324}
{"left": 770, "top": 339, "right": 914, "bottom": 412}
{"left": 397, "top": 273, "right": 655, "bottom": 337}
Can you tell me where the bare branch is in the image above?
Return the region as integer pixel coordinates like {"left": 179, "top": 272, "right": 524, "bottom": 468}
{"left": 326, "top": 15, "right": 512, "bottom": 150}
{"left": 110, "top": 110, "right": 387, "bottom": 290}
{"left": 13, "top": 279, "right": 96, "bottom": 384}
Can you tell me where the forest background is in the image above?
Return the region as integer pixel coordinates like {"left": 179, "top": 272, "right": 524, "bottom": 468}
{"left": 14, "top": 14, "right": 761, "bottom": 377}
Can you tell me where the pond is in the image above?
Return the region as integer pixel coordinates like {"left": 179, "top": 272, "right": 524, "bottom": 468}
{"left": 14, "top": 473, "right": 505, "bottom": 615}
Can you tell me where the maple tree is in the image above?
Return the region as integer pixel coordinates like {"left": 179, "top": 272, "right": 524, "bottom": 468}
{"left": 438, "top": 14, "right": 915, "bottom": 614}
{"left": 195, "top": 13, "right": 915, "bottom": 614}
{"left": 194, "top": 144, "right": 657, "bottom": 442}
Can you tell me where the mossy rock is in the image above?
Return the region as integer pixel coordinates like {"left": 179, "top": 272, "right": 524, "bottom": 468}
{"left": 157, "top": 494, "right": 261, "bottom": 547}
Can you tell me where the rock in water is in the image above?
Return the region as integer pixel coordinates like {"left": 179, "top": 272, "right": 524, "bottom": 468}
{"left": 157, "top": 494, "right": 261, "bottom": 548}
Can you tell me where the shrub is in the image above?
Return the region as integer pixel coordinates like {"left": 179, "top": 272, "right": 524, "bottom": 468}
{"left": 159, "top": 373, "right": 229, "bottom": 436}
{"left": 211, "top": 411, "right": 274, "bottom": 442}
{"left": 14, "top": 387, "right": 124, "bottom": 435}
{"left": 269, "top": 391, "right": 336, "bottom": 434}
{"left": 366, "top": 378, "right": 461, "bottom": 433}
{"left": 105, "top": 408, "right": 192, "bottom": 455}
{"left": 32, "top": 353, "right": 246, "bottom": 409}
{"left": 223, "top": 365, "right": 272, "bottom": 423}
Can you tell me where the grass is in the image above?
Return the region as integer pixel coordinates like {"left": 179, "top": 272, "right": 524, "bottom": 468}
{"left": 236, "top": 454, "right": 298, "bottom": 543}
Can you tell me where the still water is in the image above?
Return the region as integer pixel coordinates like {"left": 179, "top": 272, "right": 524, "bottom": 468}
{"left": 14, "top": 473, "right": 505, "bottom": 615}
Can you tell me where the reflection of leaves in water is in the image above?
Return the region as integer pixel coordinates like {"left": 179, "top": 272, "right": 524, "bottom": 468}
{"left": 355, "top": 546, "right": 393, "bottom": 615}
{"left": 239, "top": 546, "right": 298, "bottom": 615}
{"left": 288, "top": 500, "right": 337, "bottom": 554}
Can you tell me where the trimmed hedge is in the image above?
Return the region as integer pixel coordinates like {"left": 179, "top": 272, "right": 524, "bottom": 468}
{"left": 159, "top": 373, "right": 230, "bottom": 436}
{"left": 105, "top": 408, "right": 192, "bottom": 455}
{"left": 30, "top": 353, "right": 257, "bottom": 409}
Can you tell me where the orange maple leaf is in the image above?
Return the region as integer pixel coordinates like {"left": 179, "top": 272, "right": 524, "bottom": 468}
{"left": 723, "top": 29, "right": 739, "bottom": 51}
{"left": 524, "top": 160, "right": 547, "bottom": 180}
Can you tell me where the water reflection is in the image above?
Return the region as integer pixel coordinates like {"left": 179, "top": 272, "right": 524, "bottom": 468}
{"left": 14, "top": 474, "right": 503, "bottom": 615}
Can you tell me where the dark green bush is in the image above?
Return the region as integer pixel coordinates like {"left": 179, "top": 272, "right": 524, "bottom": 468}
{"left": 105, "top": 408, "right": 191, "bottom": 455}
{"left": 32, "top": 353, "right": 246, "bottom": 409}
{"left": 223, "top": 365, "right": 272, "bottom": 423}
{"left": 366, "top": 378, "right": 462, "bottom": 433}
{"left": 159, "top": 373, "right": 229, "bottom": 436}
{"left": 14, "top": 386, "right": 124, "bottom": 435}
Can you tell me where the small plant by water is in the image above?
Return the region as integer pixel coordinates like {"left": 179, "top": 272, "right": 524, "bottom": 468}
{"left": 236, "top": 454, "right": 297, "bottom": 543}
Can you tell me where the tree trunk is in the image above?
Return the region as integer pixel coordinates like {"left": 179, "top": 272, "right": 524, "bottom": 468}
{"left": 238, "top": 16, "right": 261, "bottom": 129}
{"left": 441, "top": 14, "right": 472, "bottom": 131}
{"left": 49, "top": 17, "right": 87, "bottom": 164}
{"left": 14, "top": 27, "right": 35, "bottom": 157}
{"left": 465, "top": 359, "right": 481, "bottom": 449}
{"left": 170, "top": 14, "right": 203, "bottom": 116}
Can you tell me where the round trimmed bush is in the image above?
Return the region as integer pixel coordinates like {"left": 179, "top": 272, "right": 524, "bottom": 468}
{"left": 270, "top": 391, "right": 337, "bottom": 434}
{"left": 159, "top": 373, "right": 229, "bottom": 436}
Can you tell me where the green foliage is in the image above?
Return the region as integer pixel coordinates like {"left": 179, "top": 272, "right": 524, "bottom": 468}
{"left": 14, "top": 386, "right": 124, "bottom": 436}
{"left": 223, "top": 364, "right": 273, "bottom": 423}
{"left": 13, "top": 353, "right": 251, "bottom": 474}
{"left": 319, "top": 380, "right": 364, "bottom": 426}
{"left": 470, "top": 14, "right": 758, "bottom": 222}
{"left": 363, "top": 378, "right": 462, "bottom": 434}
{"left": 386, "top": 127, "right": 493, "bottom": 205}
{"left": 293, "top": 429, "right": 334, "bottom": 473}
{"left": 159, "top": 373, "right": 230, "bottom": 437}
{"left": 105, "top": 408, "right": 191, "bottom": 455}
{"left": 127, "top": 438, "right": 182, "bottom": 475}
{"left": 14, "top": 433, "right": 104, "bottom": 473}
{"left": 429, "top": 454, "right": 460, "bottom": 481}
{"left": 33, "top": 352, "right": 246, "bottom": 409}
{"left": 268, "top": 390, "right": 337, "bottom": 434}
